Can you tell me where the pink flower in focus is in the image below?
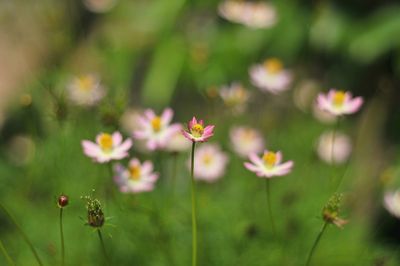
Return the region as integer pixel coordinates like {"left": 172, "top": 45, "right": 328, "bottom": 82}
{"left": 230, "top": 126, "right": 264, "bottom": 158}
{"left": 384, "top": 190, "right": 400, "bottom": 218}
{"left": 81, "top": 132, "right": 132, "bottom": 163}
{"left": 182, "top": 117, "right": 215, "bottom": 143}
{"left": 133, "top": 108, "right": 181, "bottom": 151}
{"left": 114, "top": 158, "right": 159, "bottom": 193}
{"left": 244, "top": 150, "right": 293, "bottom": 178}
{"left": 249, "top": 58, "right": 292, "bottom": 94}
{"left": 316, "top": 89, "right": 363, "bottom": 116}
{"left": 189, "top": 144, "right": 229, "bottom": 183}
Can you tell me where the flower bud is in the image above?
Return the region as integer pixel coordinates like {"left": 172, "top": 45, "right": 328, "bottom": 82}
{"left": 57, "top": 194, "right": 69, "bottom": 208}
{"left": 82, "top": 195, "right": 105, "bottom": 228}
{"left": 322, "top": 193, "right": 348, "bottom": 228}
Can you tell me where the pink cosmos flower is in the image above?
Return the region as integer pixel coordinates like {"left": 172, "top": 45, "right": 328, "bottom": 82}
{"left": 133, "top": 108, "right": 181, "bottom": 151}
{"left": 182, "top": 117, "right": 215, "bottom": 143}
{"left": 244, "top": 150, "right": 293, "bottom": 178}
{"left": 230, "top": 126, "right": 264, "bottom": 158}
{"left": 316, "top": 89, "right": 363, "bottom": 116}
{"left": 384, "top": 190, "right": 400, "bottom": 218}
{"left": 67, "top": 74, "right": 106, "bottom": 106}
{"left": 249, "top": 58, "right": 292, "bottom": 94}
{"left": 81, "top": 132, "right": 132, "bottom": 163}
{"left": 114, "top": 158, "right": 159, "bottom": 193}
{"left": 189, "top": 144, "right": 229, "bottom": 183}
{"left": 218, "top": 1, "right": 277, "bottom": 29}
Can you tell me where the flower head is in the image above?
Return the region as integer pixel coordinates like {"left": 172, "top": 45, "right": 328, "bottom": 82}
{"left": 182, "top": 117, "right": 215, "bottom": 143}
{"left": 81, "top": 131, "right": 132, "bottom": 163}
{"left": 218, "top": 1, "right": 277, "bottom": 29}
{"left": 317, "top": 89, "right": 363, "bottom": 116}
{"left": 383, "top": 190, "right": 400, "bottom": 218}
{"left": 57, "top": 194, "right": 69, "bottom": 208}
{"left": 316, "top": 131, "right": 352, "bottom": 165}
{"left": 190, "top": 144, "right": 229, "bottom": 183}
{"left": 82, "top": 195, "right": 105, "bottom": 228}
{"left": 244, "top": 150, "right": 293, "bottom": 178}
{"left": 67, "top": 74, "right": 106, "bottom": 106}
{"left": 322, "top": 193, "right": 348, "bottom": 228}
{"left": 249, "top": 58, "right": 292, "bottom": 94}
{"left": 230, "top": 126, "right": 264, "bottom": 158}
{"left": 219, "top": 83, "right": 250, "bottom": 114}
{"left": 114, "top": 158, "right": 159, "bottom": 193}
{"left": 133, "top": 108, "right": 181, "bottom": 151}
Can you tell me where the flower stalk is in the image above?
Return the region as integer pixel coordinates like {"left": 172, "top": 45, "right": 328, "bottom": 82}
{"left": 190, "top": 141, "right": 198, "bottom": 266}
{"left": 305, "top": 221, "right": 328, "bottom": 266}
{"left": 0, "top": 238, "right": 15, "bottom": 266}
{"left": 265, "top": 179, "right": 276, "bottom": 235}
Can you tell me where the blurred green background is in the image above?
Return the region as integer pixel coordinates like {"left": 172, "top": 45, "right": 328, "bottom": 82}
{"left": 0, "top": 0, "right": 400, "bottom": 265}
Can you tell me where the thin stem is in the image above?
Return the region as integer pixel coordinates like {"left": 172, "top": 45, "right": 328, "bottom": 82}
{"left": 97, "top": 229, "right": 110, "bottom": 266}
{"left": 265, "top": 179, "right": 276, "bottom": 235}
{"left": 171, "top": 153, "right": 178, "bottom": 196}
{"left": 190, "top": 142, "right": 197, "bottom": 266}
{"left": 0, "top": 202, "right": 43, "bottom": 266}
{"left": 60, "top": 208, "right": 65, "bottom": 266}
{"left": 305, "top": 222, "right": 328, "bottom": 266}
{"left": 0, "top": 238, "right": 15, "bottom": 266}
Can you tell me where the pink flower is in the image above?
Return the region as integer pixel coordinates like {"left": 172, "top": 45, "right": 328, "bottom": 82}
{"left": 384, "top": 190, "right": 400, "bottom": 218}
{"left": 189, "top": 144, "right": 229, "bottom": 183}
{"left": 182, "top": 117, "right": 215, "bottom": 143}
{"left": 316, "top": 89, "right": 363, "bottom": 116}
{"left": 249, "top": 58, "right": 292, "bottom": 94}
{"left": 230, "top": 126, "right": 264, "bottom": 158}
{"left": 114, "top": 158, "right": 159, "bottom": 193}
{"left": 133, "top": 108, "right": 181, "bottom": 151}
{"left": 244, "top": 150, "right": 293, "bottom": 178}
{"left": 81, "top": 132, "right": 132, "bottom": 163}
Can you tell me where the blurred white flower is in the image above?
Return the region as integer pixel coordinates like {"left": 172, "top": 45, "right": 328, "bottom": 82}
{"left": 316, "top": 131, "right": 352, "bottom": 165}
{"left": 67, "top": 74, "right": 106, "bottom": 107}
{"left": 249, "top": 58, "right": 292, "bottom": 94}
{"left": 384, "top": 190, "right": 400, "bottom": 218}
{"left": 317, "top": 89, "right": 363, "bottom": 116}
{"left": 83, "top": 0, "right": 117, "bottom": 13}
{"left": 190, "top": 144, "right": 229, "bottom": 183}
{"left": 165, "top": 124, "right": 191, "bottom": 153}
{"left": 218, "top": 1, "right": 278, "bottom": 29}
{"left": 230, "top": 126, "right": 264, "bottom": 158}
{"left": 120, "top": 108, "right": 143, "bottom": 134}
{"left": 219, "top": 82, "right": 250, "bottom": 114}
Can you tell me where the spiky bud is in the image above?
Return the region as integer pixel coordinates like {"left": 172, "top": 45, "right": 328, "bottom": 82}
{"left": 322, "top": 193, "right": 348, "bottom": 228}
{"left": 82, "top": 195, "right": 105, "bottom": 228}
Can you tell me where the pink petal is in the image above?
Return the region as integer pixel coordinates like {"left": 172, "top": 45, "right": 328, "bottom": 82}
{"left": 141, "top": 161, "right": 153, "bottom": 174}
{"left": 81, "top": 140, "right": 101, "bottom": 158}
{"left": 112, "top": 132, "right": 123, "bottom": 146}
{"left": 144, "top": 109, "right": 156, "bottom": 120}
{"left": 182, "top": 130, "right": 194, "bottom": 142}
{"left": 249, "top": 153, "right": 263, "bottom": 165}
{"left": 133, "top": 130, "right": 147, "bottom": 139}
{"left": 317, "top": 94, "right": 331, "bottom": 111}
{"left": 203, "top": 125, "right": 215, "bottom": 135}
{"left": 275, "top": 151, "right": 282, "bottom": 165}
{"left": 161, "top": 108, "right": 173, "bottom": 125}
{"left": 345, "top": 97, "right": 363, "bottom": 114}
{"left": 147, "top": 139, "right": 158, "bottom": 150}
{"left": 244, "top": 162, "right": 260, "bottom": 173}
{"left": 129, "top": 158, "right": 140, "bottom": 168}
{"left": 118, "top": 138, "right": 133, "bottom": 152}
{"left": 189, "top": 117, "right": 197, "bottom": 129}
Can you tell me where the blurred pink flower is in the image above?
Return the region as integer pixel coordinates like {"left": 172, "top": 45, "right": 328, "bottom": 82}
{"left": 189, "top": 144, "right": 229, "bottom": 183}
{"left": 81, "top": 132, "right": 132, "bottom": 163}
{"left": 114, "top": 158, "right": 159, "bottom": 193}
{"left": 182, "top": 117, "right": 215, "bottom": 143}
{"left": 249, "top": 58, "right": 292, "bottom": 94}
{"left": 67, "top": 74, "right": 106, "bottom": 106}
{"left": 133, "top": 108, "right": 181, "bottom": 151}
{"left": 316, "top": 131, "right": 352, "bottom": 165}
{"left": 384, "top": 190, "right": 400, "bottom": 218}
{"left": 165, "top": 124, "right": 192, "bottom": 153}
{"left": 218, "top": 1, "right": 277, "bottom": 29}
{"left": 317, "top": 89, "right": 363, "bottom": 116}
{"left": 219, "top": 82, "right": 250, "bottom": 114}
{"left": 244, "top": 150, "right": 293, "bottom": 178}
{"left": 230, "top": 126, "right": 264, "bottom": 158}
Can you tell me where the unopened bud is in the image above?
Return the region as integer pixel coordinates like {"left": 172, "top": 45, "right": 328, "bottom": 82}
{"left": 82, "top": 195, "right": 105, "bottom": 228}
{"left": 58, "top": 194, "right": 69, "bottom": 208}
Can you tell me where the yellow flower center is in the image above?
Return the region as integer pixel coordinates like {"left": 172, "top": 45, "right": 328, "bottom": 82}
{"left": 263, "top": 152, "right": 277, "bottom": 167}
{"left": 151, "top": 116, "right": 162, "bottom": 132}
{"left": 191, "top": 124, "right": 204, "bottom": 138}
{"left": 263, "top": 58, "right": 283, "bottom": 74}
{"left": 77, "top": 76, "right": 94, "bottom": 91}
{"left": 243, "top": 129, "right": 255, "bottom": 140}
{"left": 99, "top": 133, "right": 113, "bottom": 151}
{"left": 202, "top": 154, "right": 213, "bottom": 165}
{"left": 129, "top": 165, "right": 141, "bottom": 181}
{"left": 333, "top": 91, "right": 346, "bottom": 106}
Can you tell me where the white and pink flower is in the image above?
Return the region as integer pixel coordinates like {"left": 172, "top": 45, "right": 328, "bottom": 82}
{"left": 218, "top": 1, "right": 278, "bottom": 29}
{"left": 67, "top": 74, "right": 106, "bottom": 106}
{"left": 133, "top": 108, "right": 181, "bottom": 151}
{"left": 244, "top": 150, "right": 293, "bottom": 178}
{"left": 190, "top": 144, "right": 229, "bottom": 183}
{"left": 384, "top": 190, "right": 400, "bottom": 218}
{"left": 230, "top": 126, "right": 264, "bottom": 158}
{"left": 182, "top": 117, "right": 215, "bottom": 143}
{"left": 316, "top": 89, "right": 363, "bottom": 116}
{"left": 114, "top": 158, "right": 159, "bottom": 193}
{"left": 81, "top": 132, "right": 132, "bottom": 163}
{"left": 249, "top": 58, "right": 292, "bottom": 94}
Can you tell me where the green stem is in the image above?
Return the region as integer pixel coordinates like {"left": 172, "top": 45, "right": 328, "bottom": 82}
{"left": 305, "top": 222, "right": 328, "bottom": 266}
{"left": 0, "top": 202, "right": 43, "bottom": 266}
{"left": 60, "top": 208, "right": 65, "bottom": 266}
{"left": 190, "top": 142, "right": 197, "bottom": 266}
{"left": 97, "top": 229, "right": 110, "bottom": 266}
{"left": 0, "top": 238, "right": 15, "bottom": 266}
{"left": 265, "top": 179, "right": 276, "bottom": 235}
